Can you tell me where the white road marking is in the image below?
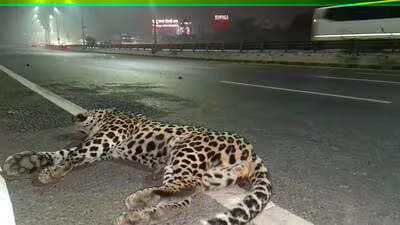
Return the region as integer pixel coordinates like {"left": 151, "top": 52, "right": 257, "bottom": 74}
{"left": 0, "top": 167, "right": 16, "bottom": 225}
{"left": 207, "top": 186, "right": 313, "bottom": 225}
{"left": 220, "top": 80, "right": 392, "bottom": 104}
{"left": 0, "top": 65, "right": 86, "bottom": 115}
{"left": 357, "top": 71, "right": 400, "bottom": 77}
{"left": 192, "top": 66, "right": 216, "bottom": 70}
{"left": 0, "top": 65, "right": 313, "bottom": 225}
{"left": 314, "top": 32, "right": 400, "bottom": 38}
{"left": 317, "top": 76, "right": 400, "bottom": 85}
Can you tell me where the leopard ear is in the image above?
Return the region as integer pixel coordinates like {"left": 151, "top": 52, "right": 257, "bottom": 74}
{"left": 75, "top": 113, "right": 87, "bottom": 122}
{"left": 104, "top": 107, "right": 117, "bottom": 112}
{"left": 136, "top": 114, "right": 147, "bottom": 119}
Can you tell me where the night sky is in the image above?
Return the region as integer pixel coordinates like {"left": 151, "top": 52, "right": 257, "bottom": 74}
{"left": 0, "top": 6, "right": 314, "bottom": 44}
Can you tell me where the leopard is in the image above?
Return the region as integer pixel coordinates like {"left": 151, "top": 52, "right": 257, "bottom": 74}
{"left": 1, "top": 109, "right": 273, "bottom": 225}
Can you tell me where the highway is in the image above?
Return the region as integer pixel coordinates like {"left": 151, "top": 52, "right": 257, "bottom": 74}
{"left": 0, "top": 46, "right": 399, "bottom": 225}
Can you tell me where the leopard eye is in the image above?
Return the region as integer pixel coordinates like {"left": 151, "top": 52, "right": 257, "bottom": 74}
{"left": 75, "top": 113, "right": 87, "bottom": 122}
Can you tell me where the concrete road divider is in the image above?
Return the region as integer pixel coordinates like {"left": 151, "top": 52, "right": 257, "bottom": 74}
{"left": 53, "top": 46, "right": 400, "bottom": 71}
{"left": 207, "top": 186, "right": 313, "bottom": 225}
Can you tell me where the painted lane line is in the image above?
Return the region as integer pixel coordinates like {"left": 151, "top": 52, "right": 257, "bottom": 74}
{"left": 0, "top": 65, "right": 86, "bottom": 116}
{"left": 0, "top": 65, "right": 314, "bottom": 225}
{"left": 220, "top": 80, "right": 392, "bottom": 104}
{"left": 317, "top": 76, "right": 400, "bottom": 85}
{"left": 0, "top": 167, "right": 16, "bottom": 225}
{"left": 356, "top": 71, "right": 400, "bottom": 77}
{"left": 207, "top": 186, "right": 313, "bottom": 225}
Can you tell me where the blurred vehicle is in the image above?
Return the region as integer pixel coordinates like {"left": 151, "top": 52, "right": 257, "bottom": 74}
{"left": 85, "top": 36, "right": 97, "bottom": 48}
{"left": 312, "top": 6, "right": 400, "bottom": 41}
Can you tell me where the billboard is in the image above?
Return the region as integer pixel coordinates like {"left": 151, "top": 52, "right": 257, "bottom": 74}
{"left": 152, "top": 18, "right": 181, "bottom": 38}
{"left": 152, "top": 18, "right": 193, "bottom": 40}
{"left": 213, "top": 14, "right": 231, "bottom": 31}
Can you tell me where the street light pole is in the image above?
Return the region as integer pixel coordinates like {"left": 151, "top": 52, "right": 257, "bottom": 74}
{"left": 81, "top": 8, "right": 86, "bottom": 47}
{"left": 31, "top": 7, "right": 39, "bottom": 46}
{"left": 31, "top": 18, "right": 34, "bottom": 46}
{"left": 153, "top": 17, "right": 157, "bottom": 45}
{"left": 40, "top": 25, "right": 45, "bottom": 46}
{"left": 55, "top": 14, "right": 60, "bottom": 45}
{"left": 44, "top": 28, "right": 47, "bottom": 46}
{"left": 54, "top": 8, "right": 60, "bottom": 45}
{"left": 152, "top": 16, "right": 157, "bottom": 54}
{"left": 61, "top": 16, "right": 65, "bottom": 44}
{"left": 48, "top": 16, "right": 52, "bottom": 45}
{"left": 45, "top": 27, "right": 49, "bottom": 45}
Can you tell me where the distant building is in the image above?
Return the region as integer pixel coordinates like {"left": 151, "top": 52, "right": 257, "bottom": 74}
{"left": 120, "top": 33, "right": 138, "bottom": 44}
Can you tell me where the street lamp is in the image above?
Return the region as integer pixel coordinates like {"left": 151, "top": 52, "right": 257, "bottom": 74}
{"left": 53, "top": 8, "right": 60, "bottom": 45}
{"left": 81, "top": 8, "right": 86, "bottom": 47}
{"left": 31, "top": 12, "right": 39, "bottom": 46}
{"left": 49, "top": 15, "right": 53, "bottom": 45}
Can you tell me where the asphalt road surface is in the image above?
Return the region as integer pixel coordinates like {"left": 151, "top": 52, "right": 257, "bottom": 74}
{"left": 0, "top": 46, "right": 399, "bottom": 225}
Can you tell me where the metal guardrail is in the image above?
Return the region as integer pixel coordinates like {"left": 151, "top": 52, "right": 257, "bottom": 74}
{"left": 48, "top": 40, "right": 400, "bottom": 53}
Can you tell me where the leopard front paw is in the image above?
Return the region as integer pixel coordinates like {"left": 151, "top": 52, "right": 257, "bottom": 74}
{"left": 114, "top": 212, "right": 130, "bottom": 225}
{"left": 2, "top": 151, "right": 50, "bottom": 178}
{"left": 125, "top": 189, "right": 161, "bottom": 210}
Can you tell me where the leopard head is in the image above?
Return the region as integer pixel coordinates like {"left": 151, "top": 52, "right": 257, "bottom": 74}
{"left": 73, "top": 110, "right": 108, "bottom": 134}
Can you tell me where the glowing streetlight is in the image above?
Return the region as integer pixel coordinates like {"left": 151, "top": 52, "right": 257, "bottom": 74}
{"left": 33, "top": 14, "right": 38, "bottom": 19}
{"left": 34, "top": 6, "right": 39, "bottom": 11}
{"left": 48, "top": 15, "right": 54, "bottom": 45}
{"left": 52, "top": 8, "right": 60, "bottom": 45}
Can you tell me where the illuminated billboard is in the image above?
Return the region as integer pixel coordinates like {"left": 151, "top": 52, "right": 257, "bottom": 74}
{"left": 213, "top": 14, "right": 231, "bottom": 31}
{"left": 152, "top": 19, "right": 180, "bottom": 29}
{"left": 215, "top": 15, "right": 229, "bottom": 21}
{"left": 152, "top": 18, "right": 193, "bottom": 40}
{"left": 180, "top": 20, "right": 192, "bottom": 36}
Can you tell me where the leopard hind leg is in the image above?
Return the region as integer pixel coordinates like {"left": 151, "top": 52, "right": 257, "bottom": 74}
{"left": 125, "top": 165, "right": 197, "bottom": 210}
{"left": 115, "top": 195, "right": 195, "bottom": 225}
{"left": 202, "top": 161, "right": 251, "bottom": 190}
